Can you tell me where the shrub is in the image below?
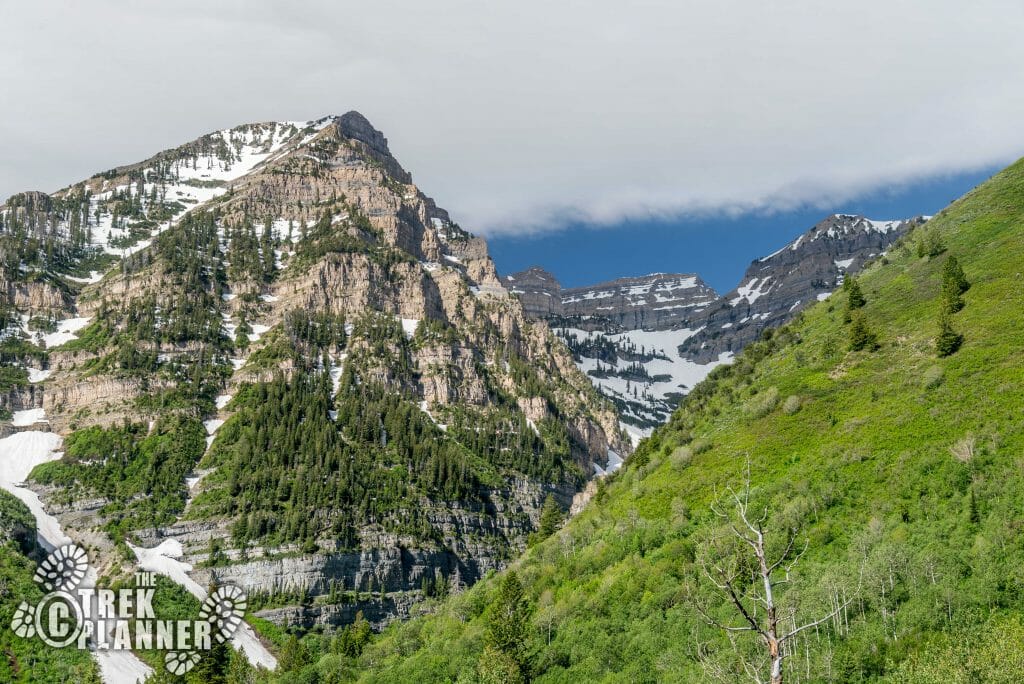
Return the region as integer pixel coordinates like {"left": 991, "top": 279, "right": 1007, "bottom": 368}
{"left": 921, "top": 365, "right": 944, "bottom": 389}
{"left": 691, "top": 438, "right": 712, "bottom": 455}
{"left": 669, "top": 446, "right": 693, "bottom": 470}
{"left": 782, "top": 395, "right": 802, "bottom": 415}
{"left": 917, "top": 228, "right": 946, "bottom": 258}
{"left": 745, "top": 386, "right": 780, "bottom": 419}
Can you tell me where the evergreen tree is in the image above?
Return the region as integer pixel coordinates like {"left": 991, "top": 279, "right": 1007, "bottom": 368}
{"left": 484, "top": 571, "right": 533, "bottom": 677}
{"left": 968, "top": 488, "right": 980, "bottom": 525}
{"left": 347, "top": 610, "right": 372, "bottom": 656}
{"left": 537, "top": 495, "right": 562, "bottom": 540}
{"left": 941, "top": 255, "right": 970, "bottom": 313}
{"left": 935, "top": 307, "right": 963, "bottom": 357}
{"left": 843, "top": 277, "right": 866, "bottom": 322}
{"left": 848, "top": 311, "right": 879, "bottom": 352}
{"left": 186, "top": 638, "right": 232, "bottom": 683}
{"left": 279, "top": 634, "right": 310, "bottom": 672}
{"left": 845, "top": 277, "right": 866, "bottom": 309}
{"left": 943, "top": 254, "right": 970, "bottom": 294}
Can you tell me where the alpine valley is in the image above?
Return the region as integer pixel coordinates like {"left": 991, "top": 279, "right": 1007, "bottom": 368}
{"left": 2, "top": 113, "right": 1024, "bottom": 684}
{"left": 506, "top": 213, "right": 926, "bottom": 432}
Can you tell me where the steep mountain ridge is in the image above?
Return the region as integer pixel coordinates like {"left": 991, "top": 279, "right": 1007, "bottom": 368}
{"left": 0, "top": 111, "right": 629, "bottom": 660}
{"left": 507, "top": 213, "right": 924, "bottom": 430}
{"left": 680, "top": 213, "right": 927, "bottom": 363}
{"left": 508, "top": 269, "right": 719, "bottom": 330}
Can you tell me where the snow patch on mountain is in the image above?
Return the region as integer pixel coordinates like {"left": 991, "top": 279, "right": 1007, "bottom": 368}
{"left": 128, "top": 538, "right": 278, "bottom": 671}
{"left": 27, "top": 367, "right": 52, "bottom": 383}
{"left": 557, "top": 326, "right": 732, "bottom": 427}
{"left": 0, "top": 432, "right": 154, "bottom": 682}
{"left": 834, "top": 257, "right": 855, "bottom": 270}
{"left": 28, "top": 119, "right": 340, "bottom": 267}
{"left": 42, "top": 316, "right": 91, "bottom": 348}
{"left": 730, "top": 276, "right": 772, "bottom": 306}
{"left": 11, "top": 408, "right": 47, "bottom": 427}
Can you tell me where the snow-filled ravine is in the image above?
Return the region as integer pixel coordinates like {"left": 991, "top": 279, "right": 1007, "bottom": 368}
{"left": 558, "top": 326, "right": 734, "bottom": 429}
{"left": 128, "top": 539, "right": 278, "bottom": 671}
{"left": 0, "top": 431, "right": 154, "bottom": 684}
{"left": 129, "top": 405, "right": 278, "bottom": 671}
{"left": 0, "top": 429, "right": 277, "bottom": 677}
{"left": 13, "top": 314, "right": 92, "bottom": 349}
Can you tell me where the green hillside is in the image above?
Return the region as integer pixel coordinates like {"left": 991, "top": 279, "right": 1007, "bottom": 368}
{"left": 270, "top": 159, "right": 1024, "bottom": 683}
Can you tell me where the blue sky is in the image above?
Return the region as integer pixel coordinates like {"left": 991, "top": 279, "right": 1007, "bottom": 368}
{"left": 487, "top": 167, "right": 999, "bottom": 294}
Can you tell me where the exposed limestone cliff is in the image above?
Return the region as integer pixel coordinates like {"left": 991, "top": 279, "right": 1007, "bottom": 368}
{"left": 1, "top": 111, "right": 631, "bottom": 632}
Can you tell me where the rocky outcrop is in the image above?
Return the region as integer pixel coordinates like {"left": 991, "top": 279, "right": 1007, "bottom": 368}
{"left": 0, "top": 385, "right": 44, "bottom": 414}
{"left": 255, "top": 595, "right": 420, "bottom": 632}
{"left": 561, "top": 273, "right": 718, "bottom": 330}
{"left": 504, "top": 267, "right": 563, "bottom": 317}
{"left": 4, "top": 281, "right": 71, "bottom": 316}
{"left": 123, "top": 476, "right": 576, "bottom": 629}
{"left": 506, "top": 269, "right": 719, "bottom": 330}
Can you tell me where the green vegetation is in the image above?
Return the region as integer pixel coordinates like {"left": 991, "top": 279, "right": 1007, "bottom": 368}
{"left": 940, "top": 255, "right": 969, "bottom": 314}
{"left": 847, "top": 310, "right": 879, "bottom": 352}
{"left": 289, "top": 203, "right": 413, "bottom": 271}
{"left": 30, "top": 415, "right": 205, "bottom": 535}
{"left": 529, "top": 495, "right": 564, "bottom": 547}
{"left": 0, "top": 490, "right": 37, "bottom": 555}
{"left": 0, "top": 363, "right": 30, "bottom": 392}
{"left": 915, "top": 227, "right": 946, "bottom": 259}
{"left": 0, "top": 188, "right": 101, "bottom": 385}
{"left": 934, "top": 308, "right": 963, "bottom": 357}
{"left": 0, "top": 189, "right": 96, "bottom": 286}
{"left": 118, "top": 210, "right": 229, "bottom": 347}
{"left": 128, "top": 576, "right": 255, "bottom": 684}
{"left": 292, "top": 158, "right": 1024, "bottom": 681}
{"left": 0, "top": 491, "right": 100, "bottom": 683}
{"left": 934, "top": 255, "right": 970, "bottom": 357}
{"left": 842, "top": 276, "right": 866, "bottom": 322}
{"left": 225, "top": 216, "right": 278, "bottom": 284}
{"left": 1, "top": 124, "right": 625, "bottom": 684}
{"left": 194, "top": 349, "right": 575, "bottom": 551}
{"left": 478, "top": 571, "right": 533, "bottom": 683}
{"left": 195, "top": 368, "right": 430, "bottom": 550}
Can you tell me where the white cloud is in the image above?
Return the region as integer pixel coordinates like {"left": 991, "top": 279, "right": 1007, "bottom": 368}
{"left": 2, "top": 1, "right": 1023, "bottom": 236}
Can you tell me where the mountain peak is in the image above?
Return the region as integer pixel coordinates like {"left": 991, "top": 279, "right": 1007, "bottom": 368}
{"left": 0, "top": 109, "right": 632, "bottom": 649}
{"left": 335, "top": 110, "right": 391, "bottom": 156}
{"left": 504, "top": 266, "right": 559, "bottom": 283}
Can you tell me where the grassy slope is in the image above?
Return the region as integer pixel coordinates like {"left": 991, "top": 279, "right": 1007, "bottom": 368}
{"left": 342, "top": 159, "right": 1024, "bottom": 683}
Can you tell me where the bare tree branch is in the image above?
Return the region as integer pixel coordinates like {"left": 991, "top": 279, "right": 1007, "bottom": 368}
{"left": 696, "top": 458, "right": 860, "bottom": 684}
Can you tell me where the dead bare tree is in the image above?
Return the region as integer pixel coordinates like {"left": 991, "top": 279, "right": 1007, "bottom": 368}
{"left": 695, "top": 463, "right": 858, "bottom": 684}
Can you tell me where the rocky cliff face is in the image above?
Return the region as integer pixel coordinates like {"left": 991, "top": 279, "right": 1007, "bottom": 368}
{"left": 506, "top": 214, "right": 923, "bottom": 431}
{"left": 0, "top": 112, "right": 629, "bottom": 633}
{"left": 679, "top": 214, "right": 926, "bottom": 363}
{"left": 504, "top": 267, "right": 563, "bottom": 317}
{"left": 508, "top": 270, "right": 719, "bottom": 331}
